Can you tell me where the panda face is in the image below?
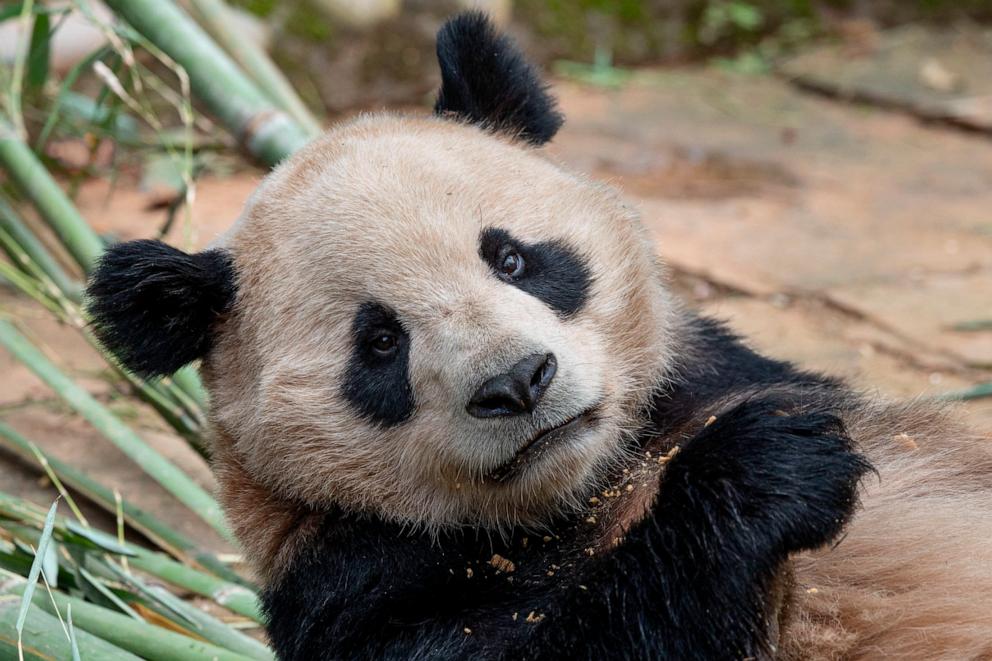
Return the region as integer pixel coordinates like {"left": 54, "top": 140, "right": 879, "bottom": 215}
{"left": 200, "top": 115, "right": 676, "bottom": 530}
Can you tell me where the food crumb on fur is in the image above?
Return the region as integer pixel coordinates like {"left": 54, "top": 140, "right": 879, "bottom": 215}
{"left": 526, "top": 611, "right": 545, "bottom": 623}
{"left": 895, "top": 432, "right": 918, "bottom": 451}
{"left": 490, "top": 554, "right": 516, "bottom": 573}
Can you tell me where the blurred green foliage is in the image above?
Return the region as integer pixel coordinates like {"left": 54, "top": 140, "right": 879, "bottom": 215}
{"left": 224, "top": 0, "right": 992, "bottom": 90}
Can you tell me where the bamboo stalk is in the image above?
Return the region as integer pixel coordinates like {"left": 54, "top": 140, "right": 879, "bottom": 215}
{"left": 0, "top": 320, "right": 231, "bottom": 542}
{"left": 0, "top": 424, "right": 248, "bottom": 588}
{"left": 122, "top": 551, "right": 262, "bottom": 623}
{"left": 3, "top": 571, "right": 255, "bottom": 661}
{"left": 0, "top": 492, "right": 258, "bottom": 617}
{"left": 0, "top": 592, "right": 142, "bottom": 661}
{"left": 96, "top": 561, "right": 269, "bottom": 658}
{"left": 102, "top": 0, "right": 311, "bottom": 167}
{"left": 186, "top": 0, "right": 322, "bottom": 136}
{"left": 2, "top": 520, "right": 266, "bottom": 656}
{"left": 0, "top": 195, "right": 81, "bottom": 300}
{"left": 0, "top": 120, "right": 105, "bottom": 273}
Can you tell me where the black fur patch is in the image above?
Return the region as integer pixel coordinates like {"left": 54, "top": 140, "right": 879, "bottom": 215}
{"left": 479, "top": 227, "right": 591, "bottom": 317}
{"left": 434, "top": 11, "right": 564, "bottom": 145}
{"left": 342, "top": 302, "right": 415, "bottom": 427}
{"left": 86, "top": 239, "right": 236, "bottom": 378}
{"left": 261, "top": 312, "right": 872, "bottom": 659}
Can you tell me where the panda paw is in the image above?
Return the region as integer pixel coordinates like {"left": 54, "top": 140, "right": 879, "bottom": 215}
{"left": 660, "top": 399, "right": 872, "bottom": 557}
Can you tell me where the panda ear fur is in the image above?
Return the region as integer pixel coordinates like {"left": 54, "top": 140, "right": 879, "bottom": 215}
{"left": 85, "top": 239, "right": 236, "bottom": 378}
{"left": 434, "top": 11, "right": 564, "bottom": 146}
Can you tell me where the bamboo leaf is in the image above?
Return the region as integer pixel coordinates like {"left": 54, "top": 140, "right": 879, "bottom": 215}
{"left": 15, "top": 501, "right": 57, "bottom": 638}
{"left": 0, "top": 4, "right": 26, "bottom": 22}
{"left": 41, "top": 538, "right": 58, "bottom": 590}
{"left": 67, "top": 603, "right": 81, "bottom": 661}
{"left": 34, "top": 45, "right": 114, "bottom": 151}
{"left": 64, "top": 520, "right": 135, "bottom": 556}
{"left": 77, "top": 565, "right": 143, "bottom": 621}
{"left": 26, "top": 12, "right": 50, "bottom": 91}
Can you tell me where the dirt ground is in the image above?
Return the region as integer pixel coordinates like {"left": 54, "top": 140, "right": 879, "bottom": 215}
{"left": 2, "top": 66, "right": 991, "bottom": 554}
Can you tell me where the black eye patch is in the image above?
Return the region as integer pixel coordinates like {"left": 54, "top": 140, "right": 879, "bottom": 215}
{"left": 479, "top": 227, "right": 592, "bottom": 317}
{"left": 342, "top": 303, "right": 414, "bottom": 427}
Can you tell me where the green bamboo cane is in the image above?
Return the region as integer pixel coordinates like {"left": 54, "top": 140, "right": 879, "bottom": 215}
{"left": 94, "top": 560, "right": 269, "bottom": 658}
{"left": 0, "top": 593, "right": 142, "bottom": 661}
{"left": 103, "top": 0, "right": 311, "bottom": 167}
{"left": 0, "top": 320, "right": 232, "bottom": 542}
{"left": 0, "top": 492, "right": 258, "bottom": 619}
{"left": 2, "top": 571, "right": 255, "bottom": 661}
{"left": 120, "top": 551, "right": 261, "bottom": 622}
{"left": 186, "top": 0, "right": 322, "bottom": 136}
{"left": 1, "top": 511, "right": 266, "bottom": 654}
{"left": 0, "top": 423, "right": 249, "bottom": 588}
{"left": 0, "top": 120, "right": 105, "bottom": 273}
{"left": 0, "top": 195, "right": 81, "bottom": 300}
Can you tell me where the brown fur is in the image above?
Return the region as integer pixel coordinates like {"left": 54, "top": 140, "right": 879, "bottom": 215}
{"left": 201, "top": 113, "right": 992, "bottom": 656}
{"left": 781, "top": 401, "right": 992, "bottom": 659}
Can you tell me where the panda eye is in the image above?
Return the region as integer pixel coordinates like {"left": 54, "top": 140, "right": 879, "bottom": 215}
{"left": 370, "top": 331, "right": 398, "bottom": 356}
{"left": 497, "top": 247, "right": 525, "bottom": 280}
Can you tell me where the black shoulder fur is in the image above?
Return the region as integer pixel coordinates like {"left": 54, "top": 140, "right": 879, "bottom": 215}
{"left": 435, "top": 12, "right": 564, "bottom": 145}
{"left": 86, "top": 239, "right": 236, "bottom": 377}
{"left": 262, "top": 315, "right": 871, "bottom": 660}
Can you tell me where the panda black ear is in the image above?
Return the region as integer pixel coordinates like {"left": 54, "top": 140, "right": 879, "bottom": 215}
{"left": 434, "top": 11, "right": 563, "bottom": 146}
{"left": 85, "top": 239, "right": 236, "bottom": 378}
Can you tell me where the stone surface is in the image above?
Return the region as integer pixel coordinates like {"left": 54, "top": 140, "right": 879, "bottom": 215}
{"left": 779, "top": 25, "right": 992, "bottom": 132}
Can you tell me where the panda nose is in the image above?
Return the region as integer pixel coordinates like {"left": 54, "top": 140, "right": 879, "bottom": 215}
{"left": 466, "top": 353, "right": 557, "bottom": 419}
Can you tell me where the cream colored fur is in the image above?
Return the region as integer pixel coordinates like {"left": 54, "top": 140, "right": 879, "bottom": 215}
{"left": 202, "top": 114, "right": 992, "bottom": 657}
{"left": 204, "top": 114, "right": 677, "bottom": 568}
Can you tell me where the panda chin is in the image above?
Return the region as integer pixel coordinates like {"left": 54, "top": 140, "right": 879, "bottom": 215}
{"left": 486, "top": 405, "right": 602, "bottom": 484}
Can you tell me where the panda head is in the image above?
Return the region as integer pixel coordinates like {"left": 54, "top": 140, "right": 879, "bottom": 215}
{"left": 86, "top": 12, "right": 677, "bottom": 531}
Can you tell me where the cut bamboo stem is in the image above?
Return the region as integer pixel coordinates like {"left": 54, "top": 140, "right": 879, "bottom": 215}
{"left": 186, "top": 0, "right": 322, "bottom": 136}
{"left": 103, "top": 0, "right": 312, "bottom": 167}
{"left": 0, "top": 319, "right": 232, "bottom": 542}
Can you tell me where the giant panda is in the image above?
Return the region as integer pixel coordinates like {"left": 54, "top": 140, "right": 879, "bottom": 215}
{"left": 85, "top": 12, "right": 992, "bottom": 660}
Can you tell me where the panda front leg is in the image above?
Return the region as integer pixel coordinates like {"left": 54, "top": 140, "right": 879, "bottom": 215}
{"left": 526, "top": 398, "right": 871, "bottom": 660}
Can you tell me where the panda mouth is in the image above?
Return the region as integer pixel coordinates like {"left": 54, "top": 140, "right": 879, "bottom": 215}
{"left": 488, "top": 406, "right": 601, "bottom": 483}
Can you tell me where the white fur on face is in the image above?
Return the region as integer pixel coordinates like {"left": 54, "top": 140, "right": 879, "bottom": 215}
{"left": 203, "top": 114, "right": 677, "bottom": 531}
